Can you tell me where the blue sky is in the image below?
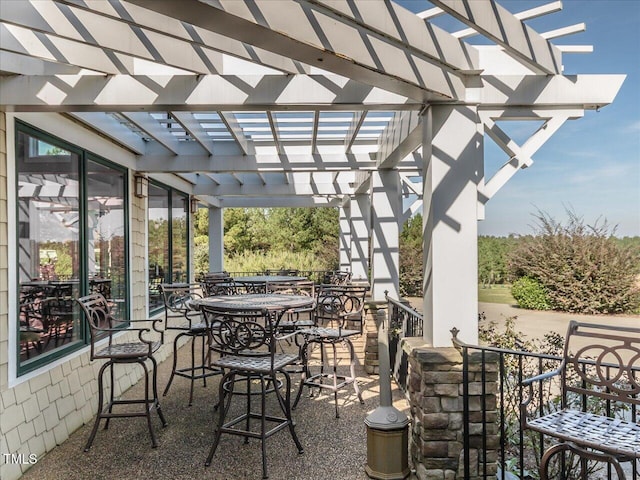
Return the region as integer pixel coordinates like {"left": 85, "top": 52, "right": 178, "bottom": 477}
{"left": 402, "top": 0, "right": 640, "bottom": 237}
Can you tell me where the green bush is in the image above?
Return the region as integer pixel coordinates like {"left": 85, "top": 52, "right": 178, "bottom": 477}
{"left": 508, "top": 210, "right": 640, "bottom": 314}
{"left": 511, "top": 276, "right": 551, "bottom": 310}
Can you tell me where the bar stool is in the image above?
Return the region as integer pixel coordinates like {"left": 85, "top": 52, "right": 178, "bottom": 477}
{"left": 159, "top": 283, "right": 221, "bottom": 406}
{"left": 76, "top": 293, "right": 167, "bottom": 450}
{"left": 294, "top": 284, "right": 368, "bottom": 418}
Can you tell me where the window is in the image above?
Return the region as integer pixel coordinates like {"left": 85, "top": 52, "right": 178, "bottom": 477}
{"left": 148, "top": 182, "right": 189, "bottom": 313}
{"left": 15, "top": 123, "right": 129, "bottom": 375}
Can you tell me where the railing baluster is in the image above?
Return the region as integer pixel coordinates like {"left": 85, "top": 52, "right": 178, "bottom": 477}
{"left": 462, "top": 345, "right": 470, "bottom": 479}
{"left": 500, "top": 353, "right": 506, "bottom": 480}
{"left": 518, "top": 354, "right": 524, "bottom": 479}
{"left": 482, "top": 350, "right": 487, "bottom": 478}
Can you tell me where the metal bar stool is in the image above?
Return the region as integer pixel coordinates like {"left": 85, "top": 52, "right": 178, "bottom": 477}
{"left": 159, "top": 283, "right": 221, "bottom": 406}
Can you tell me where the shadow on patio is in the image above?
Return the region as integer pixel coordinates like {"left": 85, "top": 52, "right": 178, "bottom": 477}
{"left": 21, "top": 340, "right": 410, "bottom": 480}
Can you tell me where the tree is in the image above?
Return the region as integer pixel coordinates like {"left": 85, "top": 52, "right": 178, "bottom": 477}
{"left": 399, "top": 214, "right": 423, "bottom": 296}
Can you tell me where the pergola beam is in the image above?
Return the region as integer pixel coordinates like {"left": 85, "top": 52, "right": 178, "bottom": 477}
{"left": 344, "top": 111, "right": 367, "bottom": 153}
{"left": 123, "top": 0, "right": 468, "bottom": 102}
{"left": 220, "top": 195, "right": 344, "bottom": 208}
{"left": 120, "top": 112, "right": 180, "bottom": 155}
{"left": 453, "top": 1, "right": 562, "bottom": 38}
{"left": 377, "top": 110, "right": 422, "bottom": 169}
{"left": 193, "top": 181, "right": 355, "bottom": 196}
{"left": 430, "top": 0, "right": 562, "bottom": 74}
{"left": 0, "top": 50, "right": 80, "bottom": 75}
{"left": 56, "top": 0, "right": 312, "bottom": 74}
{"left": 474, "top": 75, "right": 626, "bottom": 108}
{"left": 0, "top": 74, "right": 418, "bottom": 111}
{"left": 170, "top": 111, "right": 215, "bottom": 155}
{"left": 266, "top": 111, "right": 282, "bottom": 155}
{"left": 136, "top": 152, "right": 379, "bottom": 173}
{"left": 67, "top": 111, "right": 147, "bottom": 154}
{"left": 218, "top": 112, "right": 255, "bottom": 156}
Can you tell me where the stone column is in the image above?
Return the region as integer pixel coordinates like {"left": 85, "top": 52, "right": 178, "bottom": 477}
{"left": 407, "top": 344, "right": 498, "bottom": 480}
{"left": 208, "top": 206, "right": 224, "bottom": 272}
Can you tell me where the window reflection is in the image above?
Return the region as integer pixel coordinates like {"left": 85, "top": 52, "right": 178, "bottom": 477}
{"left": 147, "top": 184, "right": 189, "bottom": 312}
{"left": 148, "top": 184, "right": 170, "bottom": 312}
{"left": 87, "top": 159, "right": 127, "bottom": 321}
{"left": 17, "top": 131, "right": 81, "bottom": 363}
{"left": 172, "top": 192, "right": 188, "bottom": 283}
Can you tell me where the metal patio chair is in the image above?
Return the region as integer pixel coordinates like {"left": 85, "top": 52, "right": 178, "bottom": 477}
{"left": 521, "top": 321, "right": 640, "bottom": 479}
{"left": 159, "top": 283, "right": 221, "bottom": 406}
{"left": 200, "top": 305, "right": 304, "bottom": 479}
{"left": 294, "top": 284, "right": 368, "bottom": 418}
{"left": 76, "top": 293, "right": 167, "bottom": 451}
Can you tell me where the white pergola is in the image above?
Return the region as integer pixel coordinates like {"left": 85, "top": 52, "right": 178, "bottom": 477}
{"left": 0, "top": 0, "right": 624, "bottom": 346}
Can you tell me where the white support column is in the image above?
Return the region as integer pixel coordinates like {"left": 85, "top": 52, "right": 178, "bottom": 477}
{"left": 350, "top": 193, "right": 371, "bottom": 282}
{"left": 339, "top": 202, "right": 351, "bottom": 272}
{"left": 371, "top": 170, "right": 400, "bottom": 301}
{"left": 422, "top": 106, "right": 482, "bottom": 347}
{"left": 208, "top": 206, "right": 224, "bottom": 272}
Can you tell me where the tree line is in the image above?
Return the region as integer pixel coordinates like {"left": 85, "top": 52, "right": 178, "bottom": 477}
{"left": 194, "top": 207, "right": 640, "bottom": 314}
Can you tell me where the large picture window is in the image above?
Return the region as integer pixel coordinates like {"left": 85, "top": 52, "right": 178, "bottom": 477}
{"left": 148, "top": 183, "right": 189, "bottom": 313}
{"left": 16, "top": 123, "right": 129, "bottom": 375}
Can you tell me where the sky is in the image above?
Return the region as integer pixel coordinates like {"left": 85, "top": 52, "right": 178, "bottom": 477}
{"left": 402, "top": 0, "right": 640, "bottom": 237}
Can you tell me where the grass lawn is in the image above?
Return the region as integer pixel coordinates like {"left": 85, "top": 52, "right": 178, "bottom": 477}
{"left": 478, "top": 284, "right": 516, "bottom": 305}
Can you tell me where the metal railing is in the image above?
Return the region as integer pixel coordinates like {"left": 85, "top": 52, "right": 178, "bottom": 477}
{"left": 451, "top": 332, "right": 639, "bottom": 480}
{"left": 385, "top": 293, "right": 423, "bottom": 393}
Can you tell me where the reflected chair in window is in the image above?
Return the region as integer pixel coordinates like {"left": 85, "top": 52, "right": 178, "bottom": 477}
{"left": 200, "top": 306, "right": 304, "bottom": 479}
{"left": 19, "top": 300, "right": 46, "bottom": 359}
{"left": 42, "top": 295, "right": 76, "bottom": 348}
{"left": 294, "top": 284, "right": 368, "bottom": 418}
{"left": 76, "top": 293, "right": 167, "bottom": 451}
{"left": 159, "top": 283, "right": 221, "bottom": 406}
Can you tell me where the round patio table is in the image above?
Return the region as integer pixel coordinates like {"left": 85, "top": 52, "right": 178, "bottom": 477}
{"left": 190, "top": 293, "right": 314, "bottom": 313}
{"left": 232, "top": 275, "right": 308, "bottom": 294}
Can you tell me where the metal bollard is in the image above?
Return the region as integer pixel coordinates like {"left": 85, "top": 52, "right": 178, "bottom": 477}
{"left": 364, "top": 309, "right": 410, "bottom": 480}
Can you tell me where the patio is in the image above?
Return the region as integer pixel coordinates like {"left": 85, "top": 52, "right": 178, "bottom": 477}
{"left": 19, "top": 325, "right": 410, "bottom": 480}
{"left": 0, "top": 1, "right": 627, "bottom": 479}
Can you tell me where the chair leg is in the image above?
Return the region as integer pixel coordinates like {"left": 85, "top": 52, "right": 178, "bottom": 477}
{"left": 260, "top": 375, "right": 268, "bottom": 479}
{"left": 139, "top": 360, "right": 158, "bottom": 448}
{"left": 540, "top": 443, "right": 569, "bottom": 480}
{"left": 201, "top": 333, "right": 208, "bottom": 388}
{"left": 293, "top": 339, "right": 310, "bottom": 410}
{"left": 84, "top": 361, "right": 110, "bottom": 452}
{"left": 104, "top": 362, "right": 115, "bottom": 430}
{"left": 150, "top": 356, "right": 167, "bottom": 427}
{"left": 189, "top": 334, "right": 196, "bottom": 406}
{"left": 245, "top": 374, "right": 252, "bottom": 444}
{"left": 274, "top": 370, "right": 304, "bottom": 455}
{"left": 331, "top": 342, "right": 339, "bottom": 418}
{"left": 163, "top": 333, "right": 183, "bottom": 398}
{"left": 206, "top": 371, "right": 235, "bottom": 467}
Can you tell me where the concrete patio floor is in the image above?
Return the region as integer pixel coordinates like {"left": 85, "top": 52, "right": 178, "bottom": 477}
{"left": 20, "top": 338, "right": 411, "bottom": 480}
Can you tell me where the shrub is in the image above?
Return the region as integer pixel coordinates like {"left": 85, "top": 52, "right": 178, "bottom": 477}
{"left": 511, "top": 276, "right": 551, "bottom": 310}
{"left": 508, "top": 210, "right": 640, "bottom": 314}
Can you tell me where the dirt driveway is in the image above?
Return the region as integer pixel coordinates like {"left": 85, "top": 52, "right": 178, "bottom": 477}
{"left": 406, "top": 297, "right": 639, "bottom": 342}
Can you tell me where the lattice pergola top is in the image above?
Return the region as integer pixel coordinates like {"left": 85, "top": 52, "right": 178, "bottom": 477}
{"left": 0, "top": 0, "right": 625, "bottom": 210}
